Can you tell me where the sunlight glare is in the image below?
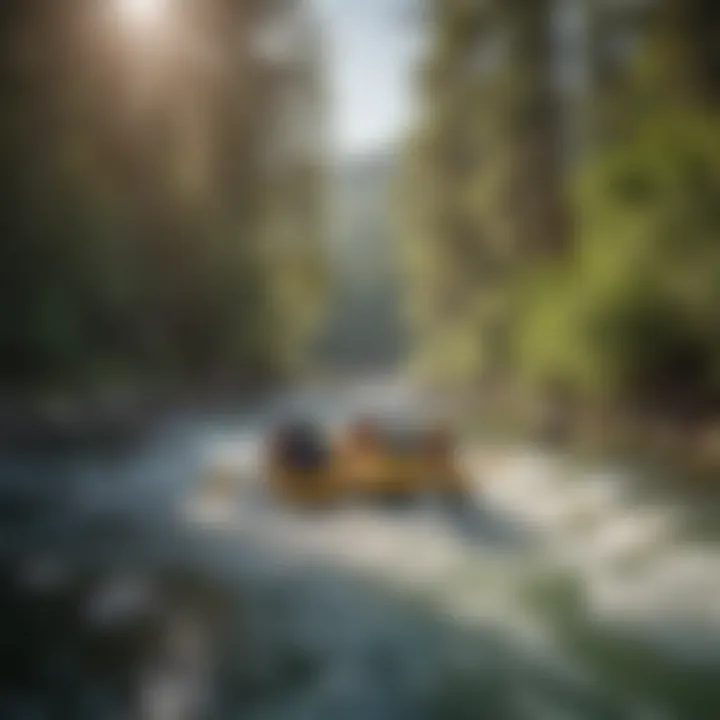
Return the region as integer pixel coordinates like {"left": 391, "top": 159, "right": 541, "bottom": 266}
{"left": 120, "top": 0, "right": 166, "bottom": 28}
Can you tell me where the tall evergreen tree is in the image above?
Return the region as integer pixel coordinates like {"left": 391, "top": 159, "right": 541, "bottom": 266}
{"left": 0, "top": 0, "right": 327, "bottom": 391}
{"left": 399, "top": 0, "right": 564, "bottom": 384}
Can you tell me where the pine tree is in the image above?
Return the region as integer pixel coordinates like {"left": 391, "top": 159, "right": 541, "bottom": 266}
{"left": 399, "top": 0, "right": 564, "bottom": 384}
{"left": 0, "top": 0, "right": 327, "bottom": 389}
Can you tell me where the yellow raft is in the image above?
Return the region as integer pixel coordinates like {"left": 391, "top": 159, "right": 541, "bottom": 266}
{"left": 267, "top": 419, "right": 469, "bottom": 507}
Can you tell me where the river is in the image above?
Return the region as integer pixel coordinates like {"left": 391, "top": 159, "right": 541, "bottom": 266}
{"left": 0, "top": 378, "right": 719, "bottom": 719}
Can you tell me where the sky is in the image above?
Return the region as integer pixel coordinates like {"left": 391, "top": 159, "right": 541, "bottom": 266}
{"left": 311, "top": 0, "right": 422, "bottom": 157}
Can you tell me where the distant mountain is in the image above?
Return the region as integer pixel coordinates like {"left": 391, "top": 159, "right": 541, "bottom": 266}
{"left": 328, "top": 146, "right": 398, "bottom": 283}
{"left": 318, "top": 146, "right": 407, "bottom": 369}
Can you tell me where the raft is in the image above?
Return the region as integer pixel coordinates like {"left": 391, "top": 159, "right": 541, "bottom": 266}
{"left": 267, "top": 419, "right": 469, "bottom": 507}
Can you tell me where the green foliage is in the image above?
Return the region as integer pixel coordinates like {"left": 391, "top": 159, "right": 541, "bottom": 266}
{"left": 517, "top": 113, "right": 720, "bottom": 404}
{"left": 400, "top": 0, "right": 720, "bottom": 417}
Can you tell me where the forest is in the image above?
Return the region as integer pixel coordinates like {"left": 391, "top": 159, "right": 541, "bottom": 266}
{"left": 3, "top": 0, "right": 720, "bottom": 455}
{"left": 0, "top": 0, "right": 326, "bottom": 397}
{"left": 399, "top": 0, "right": 720, "bottom": 448}
{"left": 0, "top": 4, "right": 719, "bottom": 716}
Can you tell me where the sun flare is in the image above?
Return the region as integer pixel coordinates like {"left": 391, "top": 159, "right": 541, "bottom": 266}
{"left": 121, "top": 0, "right": 166, "bottom": 27}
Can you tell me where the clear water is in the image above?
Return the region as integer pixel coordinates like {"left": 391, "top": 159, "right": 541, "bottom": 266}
{"left": 1, "top": 379, "right": 719, "bottom": 719}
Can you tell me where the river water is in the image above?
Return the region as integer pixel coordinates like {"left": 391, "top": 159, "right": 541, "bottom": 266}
{"left": 0, "top": 378, "right": 719, "bottom": 719}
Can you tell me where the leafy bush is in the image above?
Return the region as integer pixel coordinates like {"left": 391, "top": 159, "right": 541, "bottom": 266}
{"left": 517, "top": 113, "right": 720, "bottom": 408}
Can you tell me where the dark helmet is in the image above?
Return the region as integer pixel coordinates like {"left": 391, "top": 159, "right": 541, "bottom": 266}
{"left": 270, "top": 420, "right": 328, "bottom": 472}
